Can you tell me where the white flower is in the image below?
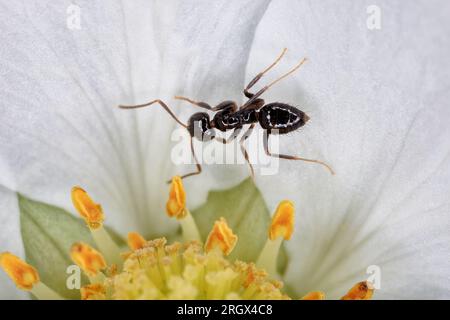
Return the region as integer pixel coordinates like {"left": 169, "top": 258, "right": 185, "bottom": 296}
{"left": 250, "top": 0, "right": 450, "bottom": 299}
{"left": 1, "top": 0, "right": 449, "bottom": 299}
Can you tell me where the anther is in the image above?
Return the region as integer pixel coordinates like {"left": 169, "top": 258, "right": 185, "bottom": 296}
{"left": 205, "top": 218, "right": 238, "bottom": 256}
{"left": 70, "top": 242, "right": 107, "bottom": 278}
{"left": 0, "top": 252, "right": 39, "bottom": 290}
{"left": 127, "top": 232, "right": 147, "bottom": 250}
{"left": 71, "top": 186, "right": 104, "bottom": 229}
{"left": 256, "top": 200, "right": 295, "bottom": 276}
{"left": 341, "top": 281, "right": 374, "bottom": 300}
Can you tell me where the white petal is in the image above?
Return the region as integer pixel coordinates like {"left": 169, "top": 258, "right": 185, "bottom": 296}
{"left": 0, "top": 187, "right": 28, "bottom": 299}
{"left": 120, "top": 0, "right": 272, "bottom": 229}
{"left": 249, "top": 0, "right": 450, "bottom": 298}
{"left": 0, "top": 1, "right": 270, "bottom": 239}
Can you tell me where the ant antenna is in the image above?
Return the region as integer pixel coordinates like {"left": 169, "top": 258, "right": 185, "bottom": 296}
{"left": 242, "top": 57, "right": 308, "bottom": 109}
{"left": 118, "top": 99, "right": 187, "bottom": 128}
{"left": 260, "top": 48, "right": 288, "bottom": 76}
{"left": 265, "top": 57, "right": 307, "bottom": 90}
{"left": 243, "top": 48, "right": 287, "bottom": 99}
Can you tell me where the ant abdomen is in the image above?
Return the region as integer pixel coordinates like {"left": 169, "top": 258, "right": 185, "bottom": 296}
{"left": 258, "top": 103, "right": 309, "bottom": 134}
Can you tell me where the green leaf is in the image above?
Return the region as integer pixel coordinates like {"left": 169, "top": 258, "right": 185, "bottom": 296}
{"left": 191, "top": 178, "right": 287, "bottom": 274}
{"left": 18, "top": 194, "right": 123, "bottom": 299}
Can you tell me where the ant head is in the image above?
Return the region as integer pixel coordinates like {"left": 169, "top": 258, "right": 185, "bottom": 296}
{"left": 187, "top": 112, "right": 215, "bottom": 141}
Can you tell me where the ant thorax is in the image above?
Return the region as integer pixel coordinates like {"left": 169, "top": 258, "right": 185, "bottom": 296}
{"left": 213, "top": 107, "right": 258, "bottom": 132}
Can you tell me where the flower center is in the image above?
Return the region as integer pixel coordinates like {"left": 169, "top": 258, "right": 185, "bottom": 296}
{"left": 105, "top": 237, "right": 287, "bottom": 300}
{"left": 0, "top": 176, "right": 374, "bottom": 300}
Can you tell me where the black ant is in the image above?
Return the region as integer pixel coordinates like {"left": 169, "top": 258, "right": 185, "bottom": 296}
{"left": 119, "top": 48, "right": 334, "bottom": 180}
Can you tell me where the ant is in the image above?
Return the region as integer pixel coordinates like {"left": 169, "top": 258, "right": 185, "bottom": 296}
{"left": 119, "top": 48, "right": 334, "bottom": 180}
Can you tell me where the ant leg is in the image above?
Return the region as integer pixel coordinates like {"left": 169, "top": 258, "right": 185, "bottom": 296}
{"left": 244, "top": 48, "right": 287, "bottom": 98}
{"left": 240, "top": 97, "right": 265, "bottom": 111}
{"left": 175, "top": 96, "right": 237, "bottom": 112}
{"left": 239, "top": 124, "right": 256, "bottom": 177}
{"left": 241, "top": 57, "right": 308, "bottom": 109}
{"left": 119, "top": 99, "right": 187, "bottom": 128}
{"left": 174, "top": 136, "right": 202, "bottom": 182}
{"left": 174, "top": 96, "right": 213, "bottom": 110}
{"left": 214, "top": 127, "right": 242, "bottom": 144}
{"left": 214, "top": 101, "right": 238, "bottom": 112}
{"left": 263, "top": 132, "right": 335, "bottom": 175}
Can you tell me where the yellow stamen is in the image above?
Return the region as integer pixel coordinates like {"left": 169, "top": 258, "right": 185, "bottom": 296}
{"left": 269, "top": 200, "right": 295, "bottom": 241}
{"left": 71, "top": 186, "right": 122, "bottom": 266}
{"left": 180, "top": 213, "right": 202, "bottom": 242}
{"left": 256, "top": 200, "right": 295, "bottom": 276}
{"left": 31, "top": 282, "right": 64, "bottom": 300}
{"left": 90, "top": 227, "right": 122, "bottom": 266}
{"left": 341, "top": 281, "right": 374, "bottom": 300}
{"left": 0, "top": 252, "right": 62, "bottom": 300}
{"left": 81, "top": 283, "right": 106, "bottom": 300}
{"left": 301, "top": 291, "right": 325, "bottom": 300}
{"left": 108, "top": 237, "right": 288, "bottom": 300}
{"left": 1, "top": 179, "right": 376, "bottom": 301}
{"left": 71, "top": 186, "right": 104, "bottom": 229}
{"left": 166, "top": 176, "right": 187, "bottom": 219}
{"left": 204, "top": 218, "right": 237, "bottom": 256}
{"left": 165, "top": 176, "right": 201, "bottom": 241}
{"left": 70, "top": 242, "right": 106, "bottom": 278}
{"left": 127, "top": 232, "right": 147, "bottom": 250}
{"left": 0, "top": 252, "right": 39, "bottom": 290}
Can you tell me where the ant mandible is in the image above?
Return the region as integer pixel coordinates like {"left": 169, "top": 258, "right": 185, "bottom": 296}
{"left": 119, "top": 48, "right": 334, "bottom": 180}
